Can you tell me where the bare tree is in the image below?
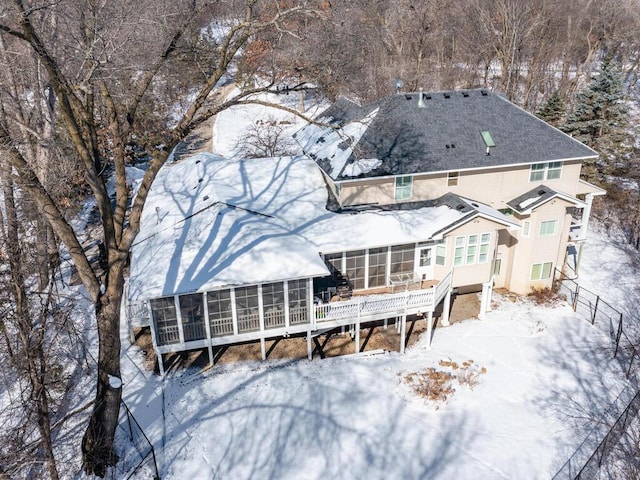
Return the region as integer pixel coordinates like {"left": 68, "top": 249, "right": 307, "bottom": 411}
{"left": 0, "top": 0, "right": 322, "bottom": 475}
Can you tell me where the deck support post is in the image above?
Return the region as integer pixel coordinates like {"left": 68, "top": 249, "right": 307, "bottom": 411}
{"left": 425, "top": 311, "right": 434, "bottom": 350}
{"left": 441, "top": 288, "right": 452, "bottom": 327}
{"left": 307, "top": 331, "right": 313, "bottom": 360}
{"left": 479, "top": 278, "right": 494, "bottom": 320}
{"left": 355, "top": 316, "right": 361, "bottom": 354}
{"left": 400, "top": 314, "right": 407, "bottom": 353}
{"left": 158, "top": 352, "right": 165, "bottom": 376}
{"left": 260, "top": 337, "right": 266, "bottom": 361}
{"left": 207, "top": 344, "right": 214, "bottom": 367}
{"left": 383, "top": 318, "right": 388, "bottom": 329}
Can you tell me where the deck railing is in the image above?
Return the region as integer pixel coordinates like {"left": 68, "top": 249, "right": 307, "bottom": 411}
{"left": 315, "top": 288, "right": 436, "bottom": 323}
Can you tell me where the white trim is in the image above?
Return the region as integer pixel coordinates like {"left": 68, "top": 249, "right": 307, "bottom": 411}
{"left": 327, "top": 155, "right": 597, "bottom": 184}
{"left": 174, "top": 295, "right": 185, "bottom": 344}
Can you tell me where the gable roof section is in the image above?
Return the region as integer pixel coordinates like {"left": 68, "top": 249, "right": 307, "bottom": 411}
{"left": 431, "top": 194, "right": 520, "bottom": 238}
{"left": 129, "top": 154, "right": 489, "bottom": 302}
{"left": 295, "top": 89, "right": 598, "bottom": 181}
{"left": 507, "top": 185, "right": 586, "bottom": 215}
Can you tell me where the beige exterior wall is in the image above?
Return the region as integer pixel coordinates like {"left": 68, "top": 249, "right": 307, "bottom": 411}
{"left": 504, "top": 199, "right": 573, "bottom": 294}
{"left": 339, "top": 160, "right": 584, "bottom": 209}
{"left": 435, "top": 218, "right": 505, "bottom": 290}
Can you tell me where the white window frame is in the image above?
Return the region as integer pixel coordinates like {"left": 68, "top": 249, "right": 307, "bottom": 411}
{"left": 447, "top": 171, "right": 459, "bottom": 187}
{"left": 539, "top": 220, "right": 558, "bottom": 237}
{"left": 522, "top": 220, "right": 531, "bottom": 238}
{"left": 394, "top": 175, "right": 413, "bottom": 201}
{"left": 453, "top": 233, "right": 490, "bottom": 266}
{"left": 530, "top": 262, "right": 553, "bottom": 281}
{"left": 529, "top": 161, "right": 563, "bottom": 182}
{"left": 435, "top": 245, "right": 446, "bottom": 266}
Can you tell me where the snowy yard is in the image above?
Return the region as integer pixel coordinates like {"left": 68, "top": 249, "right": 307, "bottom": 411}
{"left": 121, "top": 274, "right": 632, "bottom": 479}
{"left": 118, "top": 96, "right": 640, "bottom": 479}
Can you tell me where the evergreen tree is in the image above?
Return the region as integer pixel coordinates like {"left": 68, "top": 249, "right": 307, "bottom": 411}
{"left": 562, "top": 56, "right": 631, "bottom": 179}
{"left": 536, "top": 92, "right": 565, "bottom": 127}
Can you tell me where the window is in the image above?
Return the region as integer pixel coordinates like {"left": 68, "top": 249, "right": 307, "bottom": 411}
{"left": 394, "top": 176, "right": 413, "bottom": 201}
{"left": 539, "top": 220, "right": 558, "bottom": 237}
{"left": 368, "top": 247, "right": 387, "bottom": 288}
{"left": 262, "top": 282, "right": 285, "bottom": 329}
{"left": 390, "top": 244, "right": 415, "bottom": 275}
{"left": 447, "top": 171, "right": 459, "bottom": 186}
{"left": 530, "top": 262, "right": 553, "bottom": 280}
{"left": 454, "top": 233, "right": 491, "bottom": 266}
{"left": 493, "top": 259, "right": 502, "bottom": 276}
{"left": 522, "top": 221, "right": 531, "bottom": 237}
{"left": 454, "top": 236, "right": 465, "bottom": 266}
{"left": 419, "top": 248, "right": 432, "bottom": 267}
{"left": 288, "top": 279, "right": 309, "bottom": 325}
{"left": 480, "top": 130, "right": 496, "bottom": 147}
{"left": 529, "top": 161, "right": 563, "bottom": 182}
{"left": 436, "top": 245, "right": 446, "bottom": 266}
{"left": 235, "top": 286, "right": 260, "bottom": 333}
{"left": 207, "top": 289, "right": 233, "bottom": 336}
{"left": 345, "top": 250, "right": 366, "bottom": 289}
{"left": 179, "top": 293, "right": 206, "bottom": 341}
{"left": 150, "top": 297, "right": 180, "bottom": 345}
{"left": 479, "top": 233, "right": 491, "bottom": 263}
{"left": 324, "top": 252, "right": 343, "bottom": 275}
{"left": 466, "top": 235, "right": 478, "bottom": 264}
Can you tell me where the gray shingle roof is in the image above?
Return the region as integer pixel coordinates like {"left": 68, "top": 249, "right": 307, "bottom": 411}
{"left": 299, "top": 89, "right": 597, "bottom": 181}
{"left": 507, "top": 185, "right": 586, "bottom": 214}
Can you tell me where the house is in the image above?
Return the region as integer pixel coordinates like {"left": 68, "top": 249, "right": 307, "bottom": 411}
{"left": 126, "top": 89, "right": 604, "bottom": 374}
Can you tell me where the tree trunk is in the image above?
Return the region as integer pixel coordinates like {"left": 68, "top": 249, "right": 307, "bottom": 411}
{"left": 81, "top": 282, "right": 123, "bottom": 477}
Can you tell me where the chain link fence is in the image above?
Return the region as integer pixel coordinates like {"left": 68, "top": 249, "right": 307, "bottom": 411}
{"left": 110, "top": 400, "right": 160, "bottom": 479}
{"left": 552, "top": 270, "right": 640, "bottom": 479}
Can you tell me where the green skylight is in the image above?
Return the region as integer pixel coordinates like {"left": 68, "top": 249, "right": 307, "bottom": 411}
{"left": 480, "top": 130, "right": 495, "bottom": 148}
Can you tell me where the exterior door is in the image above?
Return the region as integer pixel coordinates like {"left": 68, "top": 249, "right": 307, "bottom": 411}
{"left": 416, "top": 247, "right": 434, "bottom": 281}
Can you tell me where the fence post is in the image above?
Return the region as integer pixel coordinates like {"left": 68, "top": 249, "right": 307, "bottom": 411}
{"left": 614, "top": 315, "right": 623, "bottom": 358}
{"left": 573, "top": 284, "right": 580, "bottom": 312}
{"left": 591, "top": 296, "right": 599, "bottom": 325}
{"left": 627, "top": 347, "right": 636, "bottom": 379}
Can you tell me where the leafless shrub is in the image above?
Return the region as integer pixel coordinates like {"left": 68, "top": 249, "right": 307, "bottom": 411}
{"left": 528, "top": 284, "right": 565, "bottom": 305}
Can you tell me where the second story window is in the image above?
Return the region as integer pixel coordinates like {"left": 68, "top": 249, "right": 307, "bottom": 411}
{"left": 530, "top": 161, "right": 563, "bottom": 182}
{"left": 539, "top": 220, "right": 558, "bottom": 236}
{"left": 395, "top": 175, "right": 413, "bottom": 201}
{"left": 447, "top": 171, "right": 459, "bottom": 186}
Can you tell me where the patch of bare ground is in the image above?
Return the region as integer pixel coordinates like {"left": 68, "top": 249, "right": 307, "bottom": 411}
{"left": 132, "top": 294, "right": 482, "bottom": 374}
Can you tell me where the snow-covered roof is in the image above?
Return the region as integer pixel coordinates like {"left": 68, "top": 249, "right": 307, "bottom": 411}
{"left": 128, "top": 153, "right": 480, "bottom": 301}
{"left": 507, "top": 185, "right": 586, "bottom": 214}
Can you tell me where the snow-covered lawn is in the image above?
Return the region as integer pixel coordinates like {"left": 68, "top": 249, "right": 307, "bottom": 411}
{"left": 120, "top": 226, "right": 638, "bottom": 479}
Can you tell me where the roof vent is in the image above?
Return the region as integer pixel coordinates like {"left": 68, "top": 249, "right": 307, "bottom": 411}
{"left": 418, "top": 88, "right": 425, "bottom": 108}
{"left": 405, "top": 94, "right": 412, "bottom": 100}
{"left": 451, "top": 143, "right": 456, "bottom": 148}
{"left": 425, "top": 93, "right": 431, "bottom": 100}
{"left": 446, "top": 144, "right": 450, "bottom": 149}
{"left": 443, "top": 92, "right": 450, "bottom": 99}
{"left": 456, "top": 204, "right": 466, "bottom": 211}
{"left": 203, "top": 195, "right": 209, "bottom": 201}
{"left": 198, "top": 178, "right": 203, "bottom": 183}
{"left": 471, "top": 202, "right": 479, "bottom": 208}
{"left": 195, "top": 159, "right": 201, "bottom": 164}
{"left": 462, "top": 92, "right": 469, "bottom": 98}
{"left": 481, "top": 90, "right": 488, "bottom": 96}
{"left": 538, "top": 189, "right": 546, "bottom": 195}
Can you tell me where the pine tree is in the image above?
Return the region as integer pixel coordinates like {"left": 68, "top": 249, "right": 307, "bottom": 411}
{"left": 562, "top": 56, "right": 631, "bottom": 179}
{"left": 536, "top": 92, "right": 565, "bottom": 127}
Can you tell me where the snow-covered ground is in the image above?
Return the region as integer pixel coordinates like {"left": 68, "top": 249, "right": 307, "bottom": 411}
{"left": 118, "top": 97, "right": 640, "bottom": 479}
